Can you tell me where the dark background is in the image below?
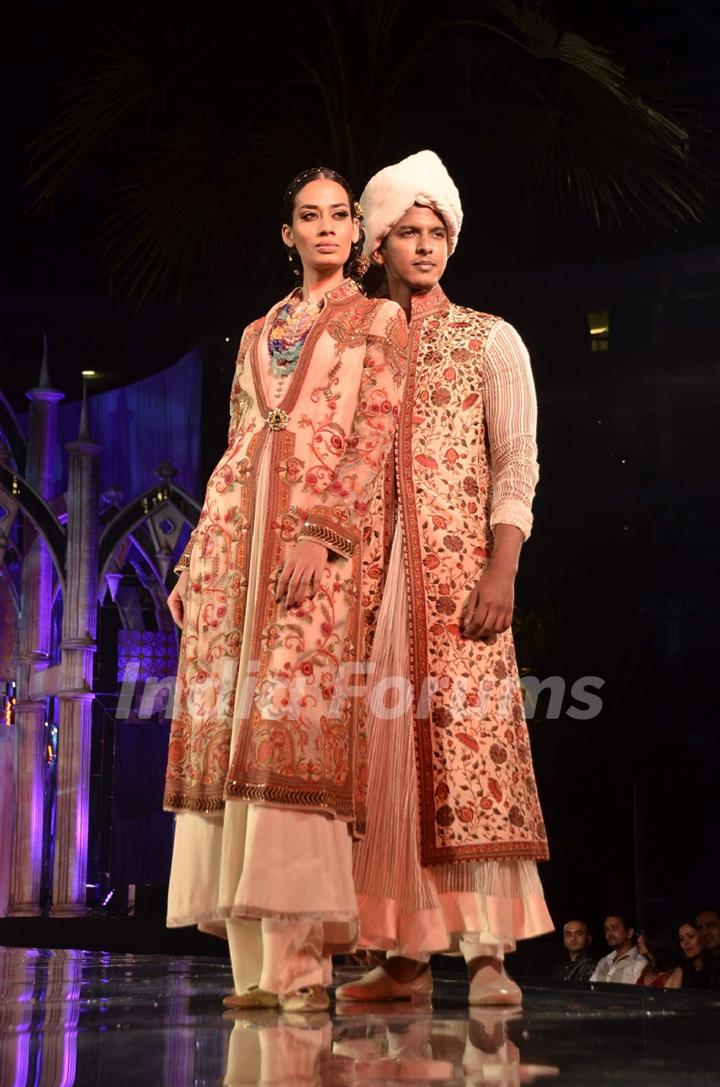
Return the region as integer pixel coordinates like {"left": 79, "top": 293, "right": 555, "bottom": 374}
{"left": 3, "top": 0, "right": 719, "bottom": 949}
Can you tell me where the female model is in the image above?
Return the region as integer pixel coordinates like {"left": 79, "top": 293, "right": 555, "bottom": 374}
{"left": 163, "top": 167, "right": 407, "bottom": 1012}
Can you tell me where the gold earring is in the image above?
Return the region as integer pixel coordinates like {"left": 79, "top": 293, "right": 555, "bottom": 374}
{"left": 288, "top": 247, "right": 301, "bottom": 278}
{"left": 356, "top": 254, "right": 371, "bottom": 276}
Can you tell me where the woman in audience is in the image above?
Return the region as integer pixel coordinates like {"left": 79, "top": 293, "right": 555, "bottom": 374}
{"left": 636, "top": 923, "right": 683, "bottom": 988}
{"left": 678, "top": 920, "right": 711, "bottom": 988}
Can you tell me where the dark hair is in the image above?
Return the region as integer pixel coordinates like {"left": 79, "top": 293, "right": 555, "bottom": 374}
{"left": 604, "top": 910, "right": 635, "bottom": 933}
{"left": 677, "top": 919, "right": 702, "bottom": 962}
{"left": 282, "top": 166, "right": 366, "bottom": 282}
{"left": 641, "top": 922, "right": 682, "bottom": 973}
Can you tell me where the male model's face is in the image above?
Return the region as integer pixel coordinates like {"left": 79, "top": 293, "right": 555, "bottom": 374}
{"left": 375, "top": 204, "right": 449, "bottom": 293}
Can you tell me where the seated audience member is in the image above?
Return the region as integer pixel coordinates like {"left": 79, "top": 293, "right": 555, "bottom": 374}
{"left": 552, "top": 919, "right": 597, "bottom": 982}
{"left": 678, "top": 920, "right": 712, "bottom": 988}
{"left": 636, "top": 924, "right": 682, "bottom": 988}
{"left": 590, "top": 912, "right": 647, "bottom": 984}
{"left": 696, "top": 909, "right": 720, "bottom": 989}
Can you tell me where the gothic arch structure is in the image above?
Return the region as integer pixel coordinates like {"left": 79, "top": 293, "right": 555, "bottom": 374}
{"left": 0, "top": 354, "right": 200, "bottom": 918}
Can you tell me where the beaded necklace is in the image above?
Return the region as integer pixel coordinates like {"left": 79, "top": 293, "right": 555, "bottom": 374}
{"left": 268, "top": 295, "right": 323, "bottom": 390}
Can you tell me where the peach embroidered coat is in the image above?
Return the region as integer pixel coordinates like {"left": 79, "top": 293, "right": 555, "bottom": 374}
{"left": 163, "top": 280, "right": 407, "bottom": 826}
{"left": 392, "top": 286, "right": 549, "bottom": 865}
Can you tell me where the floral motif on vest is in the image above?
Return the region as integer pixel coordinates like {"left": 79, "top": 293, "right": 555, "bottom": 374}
{"left": 399, "top": 296, "right": 548, "bottom": 864}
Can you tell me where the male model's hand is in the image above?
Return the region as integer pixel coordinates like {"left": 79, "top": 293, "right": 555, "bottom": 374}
{"left": 168, "top": 570, "right": 189, "bottom": 630}
{"left": 276, "top": 540, "right": 329, "bottom": 609}
{"left": 461, "top": 567, "right": 515, "bottom": 640}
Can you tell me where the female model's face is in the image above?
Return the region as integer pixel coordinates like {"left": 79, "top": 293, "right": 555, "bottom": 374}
{"left": 282, "top": 178, "right": 359, "bottom": 276}
{"left": 679, "top": 923, "right": 702, "bottom": 958}
{"left": 637, "top": 932, "right": 649, "bottom": 959}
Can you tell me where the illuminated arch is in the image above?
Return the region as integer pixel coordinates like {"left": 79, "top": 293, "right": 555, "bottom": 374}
{"left": 99, "top": 482, "right": 200, "bottom": 582}
{"left": 0, "top": 466, "right": 66, "bottom": 591}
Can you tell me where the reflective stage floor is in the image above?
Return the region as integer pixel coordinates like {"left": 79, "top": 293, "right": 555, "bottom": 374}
{"left": 1, "top": 948, "right": 719, "bottom": 1085}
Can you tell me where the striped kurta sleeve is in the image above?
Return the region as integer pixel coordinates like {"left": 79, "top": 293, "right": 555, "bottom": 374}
{"left": 484, "top": 320, "right": 539, "bottom": 540}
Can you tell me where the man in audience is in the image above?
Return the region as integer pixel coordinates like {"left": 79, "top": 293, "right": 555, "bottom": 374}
{"left": 552, "top": 919, "right": 597, "bottom": 982}
{"left": 696, "top": 908, "right": 720, "bottom": 989}
{"left": 590, "top": 912, "right": 646, "bottom": 984}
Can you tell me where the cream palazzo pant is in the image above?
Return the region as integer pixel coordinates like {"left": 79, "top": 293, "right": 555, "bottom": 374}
{"left": 166, "top": 438, "right": 357, "bottom": 995}
{"left": 225, "top": 917, "right": 333, "bottom": 995}
{"left": 167, "top": 804, "right": 356, "bottom": 993}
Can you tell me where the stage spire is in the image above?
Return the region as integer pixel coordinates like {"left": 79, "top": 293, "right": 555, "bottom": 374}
{"left": 38, "top": 333, "right": 51, "bottom": 389}
{"left": 78, "top": 377, "right": 92, "bottom": 441}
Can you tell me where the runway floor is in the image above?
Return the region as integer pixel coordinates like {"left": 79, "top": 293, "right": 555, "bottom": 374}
{"left": 1, "top": 947, "right": 718, "bottom": 1085}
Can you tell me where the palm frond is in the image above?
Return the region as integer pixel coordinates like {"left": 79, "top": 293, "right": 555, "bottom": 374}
{"left": 27, "top": 16, "right": 206, "bottom": 211}
{"left": 444, "top": 0, "right": 711, "bottom": 227}
{"left": 25, "top": 0, "right": 713, "bottom": 307}
{"left": 100, "top": 110, "right": 263, "bottom": 308}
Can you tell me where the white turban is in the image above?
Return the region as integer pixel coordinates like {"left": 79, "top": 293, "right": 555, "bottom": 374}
{"left": 360, "top": 149, "right": 463, "bottom": 257}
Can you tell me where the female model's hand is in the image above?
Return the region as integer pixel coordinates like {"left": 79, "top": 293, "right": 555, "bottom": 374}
{"left": 276, "top": 540, "right": 329, "bottom": 609}
{"left": 461, "top": 566, "right": 515, "bottom": 640}
{"left": 168, "top": 570, "right": 189, "bottom": 630}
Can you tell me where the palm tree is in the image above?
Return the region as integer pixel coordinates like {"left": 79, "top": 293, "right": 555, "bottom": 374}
{"left": 27, "top": 0, "right": 711, "bottom": 307}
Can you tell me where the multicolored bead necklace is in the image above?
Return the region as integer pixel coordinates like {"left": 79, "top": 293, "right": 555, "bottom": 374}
{"left": 268, "top": 294, "right": 323, "bottom": 391}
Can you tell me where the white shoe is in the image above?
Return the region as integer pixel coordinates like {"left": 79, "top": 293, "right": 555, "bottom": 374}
{"left": 335, "top": 964, "right": 433, "bottom": 1004}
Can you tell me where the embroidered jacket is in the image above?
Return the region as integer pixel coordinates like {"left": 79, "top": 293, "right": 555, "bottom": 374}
{"left": 164, "top": 280, "right": 407, "bottom": 818}
{"left": 396, "top": 285, "right": 549, "bottom": 864}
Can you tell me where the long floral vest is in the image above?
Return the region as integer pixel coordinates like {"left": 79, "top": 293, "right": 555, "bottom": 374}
{"left": 397, "top": 286, "right": 549, "bottom": 864}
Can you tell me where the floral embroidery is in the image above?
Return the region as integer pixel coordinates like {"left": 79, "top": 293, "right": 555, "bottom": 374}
{"left": 398, "top": 286, "right": 548, "bottom": 863}
{"left": 165, "top": 286, "right": 407, "bottom": 818}
{"left": 299, "top": 301, "right": 409, "bottom": 556}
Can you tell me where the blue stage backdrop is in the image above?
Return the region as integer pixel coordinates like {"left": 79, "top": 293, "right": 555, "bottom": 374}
{"left": 21, "top": 349, "right": 203, "bottom": 501}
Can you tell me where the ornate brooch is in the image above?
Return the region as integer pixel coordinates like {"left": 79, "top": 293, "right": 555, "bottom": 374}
{"left": 266, "top": 408, "right": 289, "bottom": 431}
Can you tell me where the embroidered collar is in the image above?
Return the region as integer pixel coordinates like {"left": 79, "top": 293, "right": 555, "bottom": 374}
{"left": 326, "top": 277, "right": 360, "bottom": 303}
{"left": 409, "top": 284, "right": 451, "bottom": 322}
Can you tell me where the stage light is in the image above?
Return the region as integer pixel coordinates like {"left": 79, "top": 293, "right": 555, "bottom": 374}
{"left": 587, "top": 309, "right": 610, "bottom": 352}
{"left": 81, "top": 370, "right": 97, "bottom": 377}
